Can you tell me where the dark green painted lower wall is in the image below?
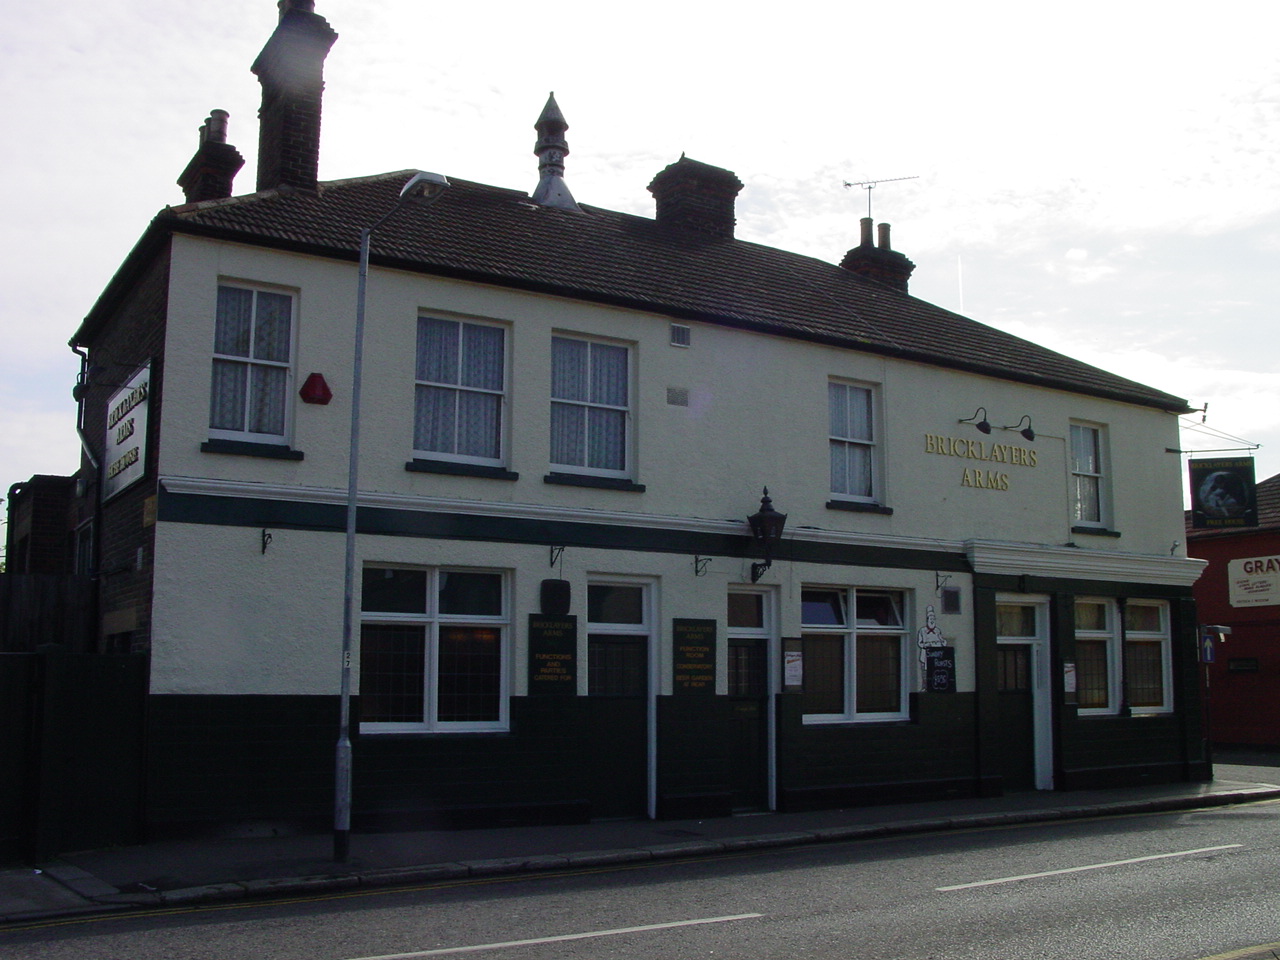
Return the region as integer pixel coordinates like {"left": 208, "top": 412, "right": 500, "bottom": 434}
{"left": 144, "top": 677, "right": 1208, "bottom": 837}
{"left": 777, "top": 692, "right": 982, "bottom": 810}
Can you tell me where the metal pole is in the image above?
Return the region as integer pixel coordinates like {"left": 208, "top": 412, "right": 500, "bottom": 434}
{"left": 335, "top": 225, "right": 372, "bottom": 862}
{"left": 332, "top": 172, "right": 448, "bottom": 863}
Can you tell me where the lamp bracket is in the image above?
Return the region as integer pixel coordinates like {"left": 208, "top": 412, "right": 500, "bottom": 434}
{"left": 693, "top": 556, "right": 712, "bottom": 577}
{"left": 549, "top": 545, "right": 565, "bottom": 569}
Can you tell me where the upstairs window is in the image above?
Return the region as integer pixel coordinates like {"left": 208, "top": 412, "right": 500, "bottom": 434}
{"left": 210, "top": 285, "right": 293, "bottom": 443}
{"left": 1070, "top": 422, "right": 1107, "bottom": 527}
{"left": 551, "top": 336, "right": 631, "bottom": 476}
{"left": 415, "top": 317, "right": 506, "bottom": 464}
{"left": 829, "top": 381, "right": 878, "bottom": 502}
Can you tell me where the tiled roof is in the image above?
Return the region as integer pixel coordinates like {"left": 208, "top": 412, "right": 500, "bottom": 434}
{"left": 1258, "top": 472, "right": 1280, "bottom": 529}
{"left": 87, "top": 170, "right": 1188, "bottom": 412}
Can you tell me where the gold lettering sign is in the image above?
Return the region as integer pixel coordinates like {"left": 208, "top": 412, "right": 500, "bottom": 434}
{"left": 528, "top": 615, "right": 577, "bottom": 694}
{"left": 672, "top": 619, "right": 716, "bottom": 695}
{"left": 924, "top": 433, "right": 1037, "bottom": 492}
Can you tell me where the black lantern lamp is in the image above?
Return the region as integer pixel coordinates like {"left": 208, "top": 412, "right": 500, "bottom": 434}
{"left": 747, "top": 488, "right": 788, "bottom": 583}
{"left": 1001, "top": 415, "right": 1036, "bottom": 442}
{"left": 958, "top": 407, "right": 992, "bottom": 434}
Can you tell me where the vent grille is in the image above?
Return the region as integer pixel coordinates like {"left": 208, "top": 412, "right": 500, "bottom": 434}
{"left": 670, "top": 324, "right": 691, "bottom": 347}
{"left": 666, "top": 387, "right": 690, "bottom": 407}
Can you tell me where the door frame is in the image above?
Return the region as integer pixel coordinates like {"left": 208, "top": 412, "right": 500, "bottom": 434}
{"left": 996, "top": 594, "right": 1054, "bottom": 790}
{"left": 728, "top": 585, "right": 779, "bottom": 810}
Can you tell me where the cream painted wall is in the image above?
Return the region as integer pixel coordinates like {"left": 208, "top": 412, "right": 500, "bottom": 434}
{"left": 150, "top": 519, "right": 973, "bottom": 697}
{"left": 160, "top": 235, "right": 1187, "bottom": 562}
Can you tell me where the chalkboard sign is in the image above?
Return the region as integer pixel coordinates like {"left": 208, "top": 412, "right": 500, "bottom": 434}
{"left": 528, "top": 615, "right": 577, "bottom": 695}
{"left": 925, "top": 646, "right": 956, "bottom": 693}
{"left": 673, "top": 618, "right": 716, "bottom": 695}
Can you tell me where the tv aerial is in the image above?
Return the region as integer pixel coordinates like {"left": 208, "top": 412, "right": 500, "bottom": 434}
{"left": 843, "top": 175, "right": 918, "bottom": 218}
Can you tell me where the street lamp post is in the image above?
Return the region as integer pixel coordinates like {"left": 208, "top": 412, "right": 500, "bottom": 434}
{"left": 335, "top": 171, "right": 449, "bottom": 862}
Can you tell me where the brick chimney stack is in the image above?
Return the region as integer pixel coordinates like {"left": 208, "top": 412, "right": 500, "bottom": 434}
{"left": 251, "top": 0, "right": 338, "bottom": 193}
{"left": 840, "top": 217, "right": 916, "bottom": 293}
{"left": 177, "top": 110, "right": 246, "bottom": 203}
{"left": 647, "top": 156, "right": 744, "bottom": 239}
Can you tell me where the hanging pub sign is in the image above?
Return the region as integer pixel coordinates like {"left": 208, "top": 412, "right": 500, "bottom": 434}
{"left": 103, "top": 362, "right": 151, "bottom": 502}
{"left": 527, "top": 615, "right": 577, "bottom": 695}
{"left": 673, "top": 618, "right": 716, "bottom": 695}
{"left": 1189, "top": 458, "right": 1257, "bottom": 529}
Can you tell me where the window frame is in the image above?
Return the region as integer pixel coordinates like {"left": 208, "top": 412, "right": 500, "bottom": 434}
{"left": 550, "top": 334, "right": 633, "bottom": 480}
{"left": 209, "top": 282, "right": 296, "bottom": 446}
{"left": 800, "top": 586, "right": 910, "bottom": 723}
{"left": 586, "top": 578, "right": 654, "bottom": 697}
{"left": 1122, "top": 600, "right": 1173, "bottom": 714}
{"left": 358, "top": 565, "right": 510, "bottom": 734}
{"left": 828, "top": 379, "right": 881, "bottom": 504}
{"left": 1074, "top": 597, "right": 1172, "bottom": 716}
{"left": 413, "top": 315, "right": 508, "bottom": 467}
{"left": 728, "top": 588, "right": 776, "bottom": 698}
{"left": 1069, "top": 421, "right": 1109, "bottom": 529}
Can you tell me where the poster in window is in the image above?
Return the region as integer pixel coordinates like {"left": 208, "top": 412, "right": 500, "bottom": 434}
{"left": 1189, "top": 458, "right": 1257, "bottom": 529}
{"left": 783, "top": 645, "right": 803, "bottom": 689}
{"left": 673, "top": 618, "right": 716, "bottom": 695}
{"left": 528, "top": 615, "right": 577, "bottom": 695}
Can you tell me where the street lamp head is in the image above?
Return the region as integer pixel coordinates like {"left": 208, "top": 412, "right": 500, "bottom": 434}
{"left": 400, "top": 170, "right": 450, "bottom": 201}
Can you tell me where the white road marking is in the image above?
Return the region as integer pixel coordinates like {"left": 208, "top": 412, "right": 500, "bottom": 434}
{"left": 937, "top": 844, "right": 1243, "bottom": 891}
{"left": 344, "top": 913, "right": 765, "bottom": 959}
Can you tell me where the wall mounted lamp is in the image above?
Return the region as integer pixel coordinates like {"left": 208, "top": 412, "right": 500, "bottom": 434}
{"left": 747, "top": 488, "right": 788, "bottom": 583}
{"left": 1001, "top": 415, "right": 1036, "bottom": 441}
{"left": 958, "top": 407, "right": 992, "bottom": 434}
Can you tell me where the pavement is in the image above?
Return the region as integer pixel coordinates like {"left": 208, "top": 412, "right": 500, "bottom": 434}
{"left": 5, "top": 750, "right": 1280, "bottom": 926}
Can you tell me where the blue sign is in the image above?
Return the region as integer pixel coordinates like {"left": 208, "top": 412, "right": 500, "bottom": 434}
{"left": 1200, "top": 632, "right": 1217, "bottom": 664}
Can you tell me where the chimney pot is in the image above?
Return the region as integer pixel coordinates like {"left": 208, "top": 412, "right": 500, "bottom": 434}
{"left": 278, "top": 0, "right": 316, "bottom": 18}
{"left": 860, "top": 217, "right": 874, "bottom": 248}
{"left": 202, "top": 109, "right": 230, "bottom": 145}
{"left": 877, "top": 222, "right": 892, "bottom": 250}
{"left": 178, "top": 109, "right": 245, "bottom": 203}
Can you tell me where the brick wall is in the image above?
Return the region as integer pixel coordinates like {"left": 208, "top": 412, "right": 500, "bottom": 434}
{"left": 5, "top": 476, "right": 76, "bottom": 574}
{"left": 76, "top": 246, "right": 171, "bottom": 654}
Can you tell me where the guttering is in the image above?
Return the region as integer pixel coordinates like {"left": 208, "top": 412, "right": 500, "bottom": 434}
{"left": 70, "top": 345, "right": 100, "bottom": 473}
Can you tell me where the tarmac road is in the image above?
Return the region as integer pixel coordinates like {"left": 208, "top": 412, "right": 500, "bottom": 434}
{"left": 8, "top": 782, "right": 1280, "bottom": 959}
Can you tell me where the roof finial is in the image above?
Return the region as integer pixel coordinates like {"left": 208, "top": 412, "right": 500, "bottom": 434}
{"left": 532, "top": 92, "right": 581, "bottom": 212}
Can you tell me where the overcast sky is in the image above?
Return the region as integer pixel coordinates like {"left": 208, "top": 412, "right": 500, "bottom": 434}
{"left": 2, "top": 0, "right": 1277, "bottom": 519}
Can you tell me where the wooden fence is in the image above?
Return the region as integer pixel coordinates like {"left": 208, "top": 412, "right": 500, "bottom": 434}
{"left": 0, "top": 573, "right": 95, "bottom": 653}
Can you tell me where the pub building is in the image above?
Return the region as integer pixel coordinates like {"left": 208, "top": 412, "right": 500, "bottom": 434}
{"left": 58, "top": 1, "right": 1206, "bottom": 838}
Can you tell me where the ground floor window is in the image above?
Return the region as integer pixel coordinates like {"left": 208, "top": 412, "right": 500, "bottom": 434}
{"left": 359, "top": 566, "right": 508, "bottom": 732}
{"left": 801, "top": 587, "right": 908, "bottom": 721}
{"left": 587, "top": 581, "right": 651, "bottom": 696}
{"left": 1075, "top": 598, "right": 1171, "bottom": 714}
